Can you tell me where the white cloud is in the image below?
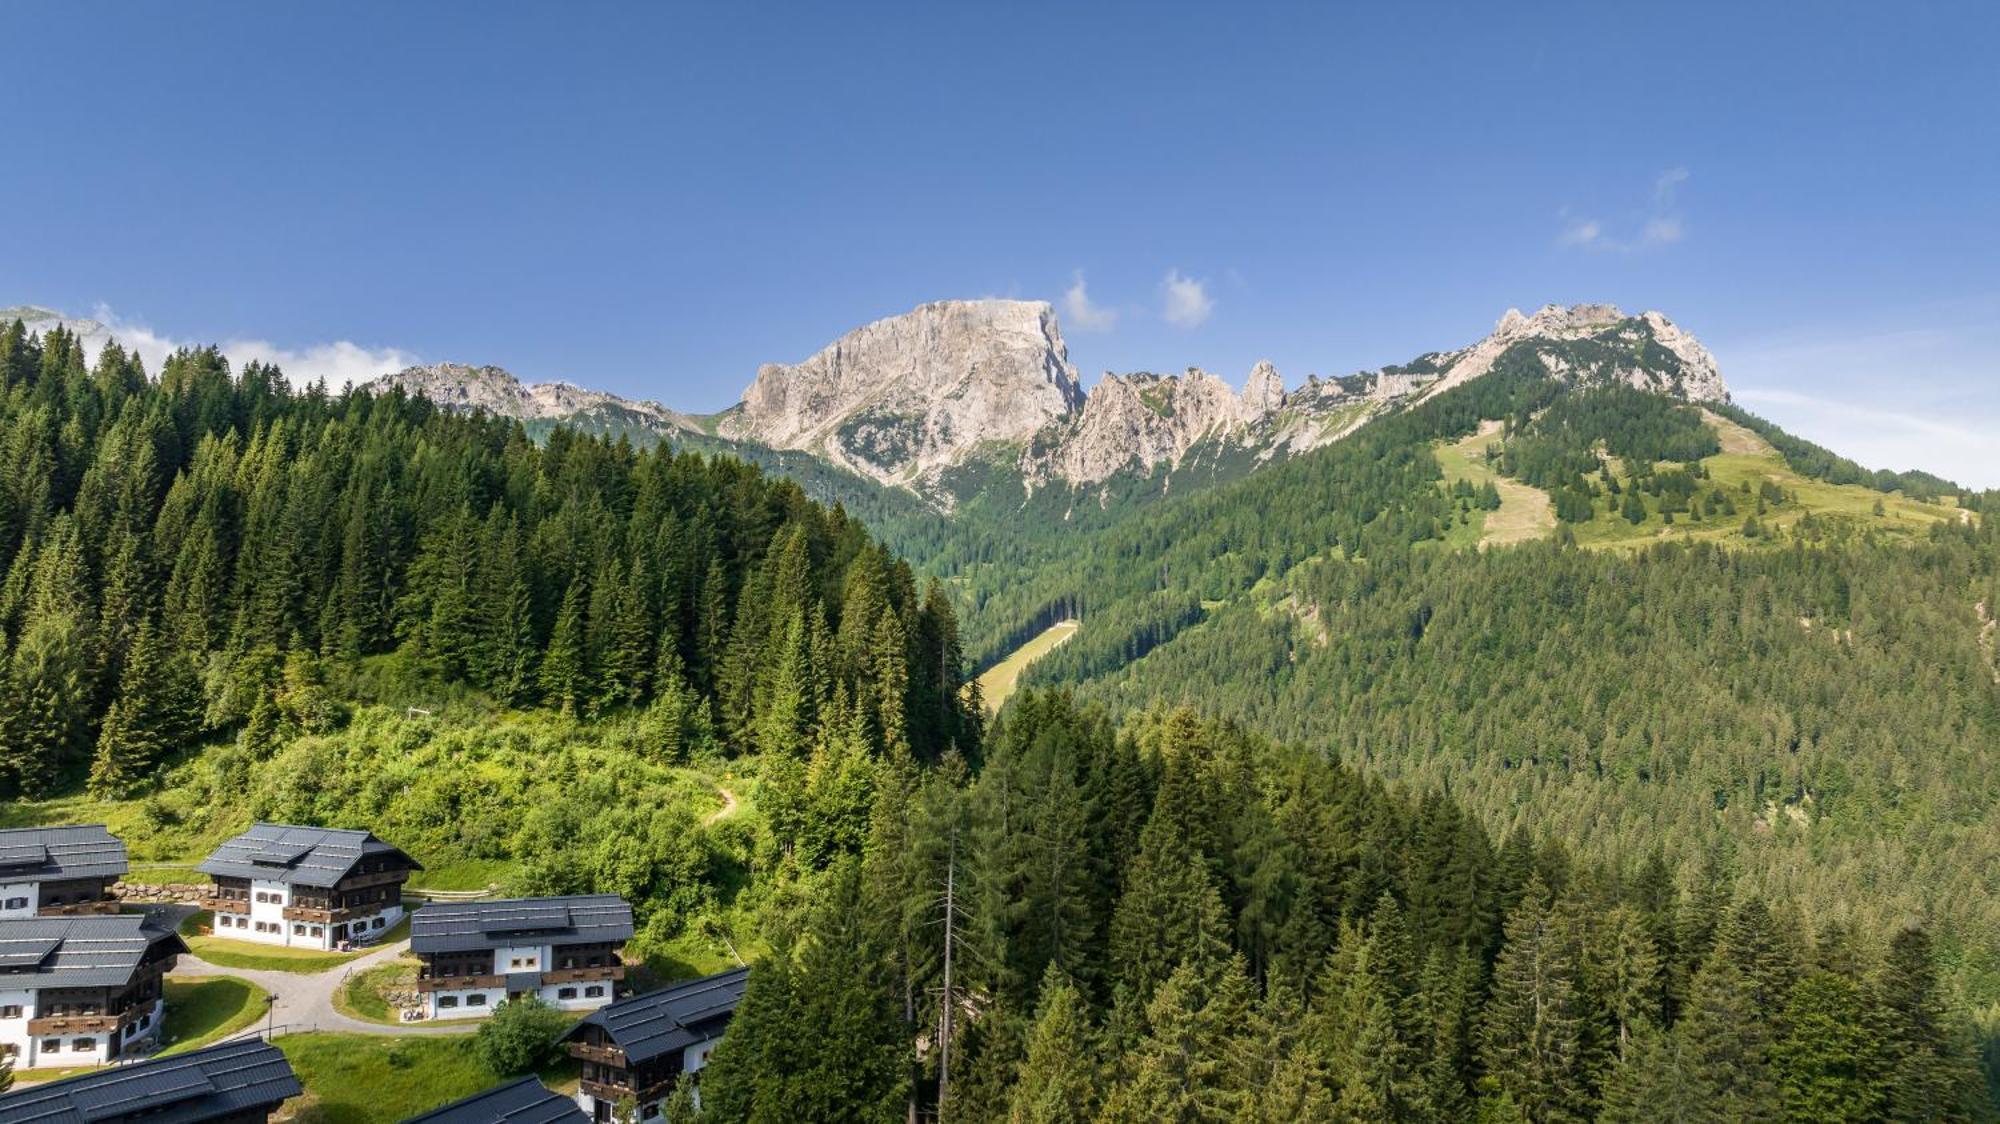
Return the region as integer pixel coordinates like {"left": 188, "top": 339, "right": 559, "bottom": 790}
{"left": 1159, "top": 269, "right": 1213, "bottom": 328}
{"left": 1557, "top": 216, "right": 1604, "bottom": 248}
{"left": 82, "top": 305, "right": 415, "bottom": 390}
{"left": 1557, "top": 167, "right": 1689, "bottom": 253}
{"left": 1062, "top": 271, "right": 1118, "bottom": 332}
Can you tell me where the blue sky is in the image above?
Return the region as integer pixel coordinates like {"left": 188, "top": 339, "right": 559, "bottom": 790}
{"left": 5, "top": 2, "right": 1996, "bottom": 485}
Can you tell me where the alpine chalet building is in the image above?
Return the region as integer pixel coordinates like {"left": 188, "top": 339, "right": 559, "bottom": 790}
{"left": 0, "top": 825, "right": 128, "bottom": 918}
{"left": 411, "top": 895, "right": 634, "bottom": 1019}
{"left": 562, "top": 967, "right": 749, "bottom": 1122}
{"left": 199, "top": 823, "right": 419, "bottom": 950}
{"left": 0, "top": 914, "right": 184, "bottom": 1067}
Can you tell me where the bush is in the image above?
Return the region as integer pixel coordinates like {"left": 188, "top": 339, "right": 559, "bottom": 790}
{"left": 472, "top": 996, "right": 567, "bottom": 1075}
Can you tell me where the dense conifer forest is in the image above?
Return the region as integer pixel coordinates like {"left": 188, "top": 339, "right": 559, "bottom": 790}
{"left": 3, "top": 316, "right": 1997, "bottom": 1120}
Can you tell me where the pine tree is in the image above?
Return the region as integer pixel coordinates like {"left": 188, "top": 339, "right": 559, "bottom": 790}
{"left": 1097, "top": 957, "right": 1250, "bottom": 1124}
{"left": 540, "top": 578, "right": 590, "bottom": 717}
{"left": 1771, "top": 971, "right": 1882, "bottom": 1123}
{"left": 1006, "top": 966, "right": 1099, "bottom": 1124}
{"left": 1673, "top": 956, "right": 1779, "bottom": 1123}
{"left": 1479, "top": 882, "right": 1590, "bottom": 1123}
{"left": 87, "top": 618, "right": 201, "bottom": 797}
{"left": 1872, "top": 926, "right": 1980, "bottom": 1123}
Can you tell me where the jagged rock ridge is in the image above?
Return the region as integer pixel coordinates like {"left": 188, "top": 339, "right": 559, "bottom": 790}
{"left": 372, "top": 363, "right": 696, "bottom": 436}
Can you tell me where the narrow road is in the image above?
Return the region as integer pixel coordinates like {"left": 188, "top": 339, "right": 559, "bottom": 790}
{"left": 172, "top": 937, "right": 476, "bottom": 1039}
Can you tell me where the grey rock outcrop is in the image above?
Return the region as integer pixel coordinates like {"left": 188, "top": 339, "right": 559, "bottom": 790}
{"left": 371, "top": 363, "right": 696, "bottom": 434}
{"left": 721, "top": 299, "right": 1084, "bottom": 488}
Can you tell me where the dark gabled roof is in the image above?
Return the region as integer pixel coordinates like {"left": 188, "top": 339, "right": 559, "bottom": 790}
{"left": 0, "top": 826, "right": 127, "bottom": 882}
{"left": 197, "top": 823, "right": 420, "bottom": 888}
{"left": 400, "top": 1076, "right": 587, "bottom": 1124}
{"left": 0, "top": 916, "right": 184, "bottom": 990}
{"left": 563, "top": 967, "right": 749, "bottom": 1065}
{"left": 410, "top": 896, "right": 635, "bottom": 955}
{"left": 0, "top": 1038, "right": 301, "bottom": 1124}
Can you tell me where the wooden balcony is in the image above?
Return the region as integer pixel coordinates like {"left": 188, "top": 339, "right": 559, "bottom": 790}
{"left": 542, "top": 965, "right": 625, "bottom": 985}
{"left": 28, "top": 1009, "right": 141, "bottom": 1036}
{"left": 568, "top": 1042, "right": 627, "bottom": 1067}
{"left": 415, "top": 974, "right": 505, "bottom": 993}
{"left": 203, "top": 897, "right": 250, "bottom": 915}
{"left": 334, "top": 868, "right": 411, "bottom": 892}
{"left": 579, "top": 1078, "right": 631, "bottom": 1103}
{"left": 37, "top": 900, "right": 120, "bottom": 917}
{"left": 282, "top": 903, "right": 379, "bottom": 924}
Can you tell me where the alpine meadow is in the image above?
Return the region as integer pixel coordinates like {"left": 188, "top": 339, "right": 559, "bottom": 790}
{"left": 3, "top": 6, "right": 1998, "bottom": 1124}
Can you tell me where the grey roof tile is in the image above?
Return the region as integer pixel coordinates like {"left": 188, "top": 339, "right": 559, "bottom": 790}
{"left": 410, "top": 896, "right": 634, "bottom": 955}
{"left": 564, "top": 967, "right": 749, "bottom": 1065}
{"left": 0, "top": 826, "right": 128, "bottom": 883}
{"left": 0, "top": 916, "right": 183, "bottom": 991}
{"left": 197, "top": 823, "right": 419, "bottom": 888}
{"left": 0, "top": 1039, "right": 300, "bottom": 1124}
{"left": 400, "top": 1076, "right": 587, "bottom": 1124}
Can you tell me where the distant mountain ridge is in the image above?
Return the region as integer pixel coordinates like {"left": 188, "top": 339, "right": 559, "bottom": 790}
{"left": 7, "top": 296, "right": 1733, "bottom": 508}
{"left": 714, "top": 297, "right": 1732, "bottom": 502}
{"left": 371, "top": 361, "right": 699, "bottom": 440}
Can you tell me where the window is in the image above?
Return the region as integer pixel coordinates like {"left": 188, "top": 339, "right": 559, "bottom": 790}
{"left": 0, "top": 1043, "right": 16, "bottom": 1057}
{"left": 72, "top": 1039, "right": 93, "bottom": 1051}
{"left": 558, "top": 987, "right": 577, "bottom": 1000}
{"left": 438, "top": 996, "right": 459, "bottom": 1009}
{"left": 466, "top": 994, "right": 488, "bottom": 1007}
{"left": 373, "top": 917, "right": 385, "bottom": 929}
{"left": 3, "top": 897, "right": 25, "bottom": 910}
{"left": 0, "top": 1005, "right": 20, "bottom": 1018}
{"left": 41, "top": 1039, "right": 59, "bottom": 1053}
{"left": 310, "top": 926, "right": 323, "bottom": 937}
{"left": 293, "top": 924, "right": 306, "bottom": 935}
{"left": 585, "top": 985, "right": 605, "bottom": 998}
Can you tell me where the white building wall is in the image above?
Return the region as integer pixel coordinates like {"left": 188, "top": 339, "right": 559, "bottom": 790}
{"left": 0, "top": 882, "right": 39, "bottom": 919}
{"left": 0, "top": 985, "right": 34, "bottom": 1067}
{"left": 212, "top": 881, "right": 403, "bottom": 951}
{"left": 425, "top": 986, "right": 508, "bottom": 1020}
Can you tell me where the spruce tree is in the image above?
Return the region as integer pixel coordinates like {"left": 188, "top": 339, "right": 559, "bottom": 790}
{"left": 1006, "top": 966, "right": 1099, "bottom": 1124}
{"left": 87, "top": 617, "right": 200, "bottom": 797}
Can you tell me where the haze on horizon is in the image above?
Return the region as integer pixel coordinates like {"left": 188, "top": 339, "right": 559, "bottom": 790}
{"left": 3, "top": 2, "right": 1995, "bottom": 486}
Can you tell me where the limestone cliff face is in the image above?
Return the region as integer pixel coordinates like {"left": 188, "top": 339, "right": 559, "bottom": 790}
{"left": 719, "top": 300, "right": 1084, "bottom": 487}
{"left": 1026, "top": 363, "right": 1299, "bottom": 487}
{"left": 1413, "top": 304, "right": 1729, "bottom": 405}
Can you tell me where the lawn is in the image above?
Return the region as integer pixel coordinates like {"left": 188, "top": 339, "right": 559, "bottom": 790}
{"left": 159, "top": 975, "right": 268, "bottom": 1054}
{"left": 974, "top": 620, "right": 1079, "bottom": 713}
{"left": 275, "top": 1033, "right": 578, "bottom": 1123}
{"left": 407, "top": 859, "right": 515, "bottom": 894}
{"left": 180, "top": 911, "right": 411, "bottom": 974}
{"left": 333, "top": 958, "right": 418, "bottom": 1025}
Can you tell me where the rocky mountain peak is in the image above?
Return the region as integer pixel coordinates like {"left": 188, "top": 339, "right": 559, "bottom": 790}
{"left": 370, "top": 362, "right": 693, "bottom": 434}
{"left": 721, "top": 299, "right": 1084, "bottom": 488}
{"left": 1243, "top": 360, "right": 1286, "bottom": 418}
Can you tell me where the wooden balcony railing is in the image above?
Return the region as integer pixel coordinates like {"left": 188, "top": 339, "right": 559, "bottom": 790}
{"left": 36, "top": 900, "right": 120, "bottom": 917}
{"left": 543, "top": 965, "right": 625, "bottom": 985}
{"left": 28, "top": 1008, "right": 143, "bottom": 1036}
{"left": 202, "top": 897, "right": 251, "bottom": 915}
{"left": 282, "top": 904, "right": 381, "bottom": 924}
{"left": 415, "top": 974, "right": 506, "bottom": 993}
{"left": 568, "top": 1042, "right": 627, "bottom": 1067}
{"left": 579, "top": 1078, "right": 631, "bottom": 1102}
